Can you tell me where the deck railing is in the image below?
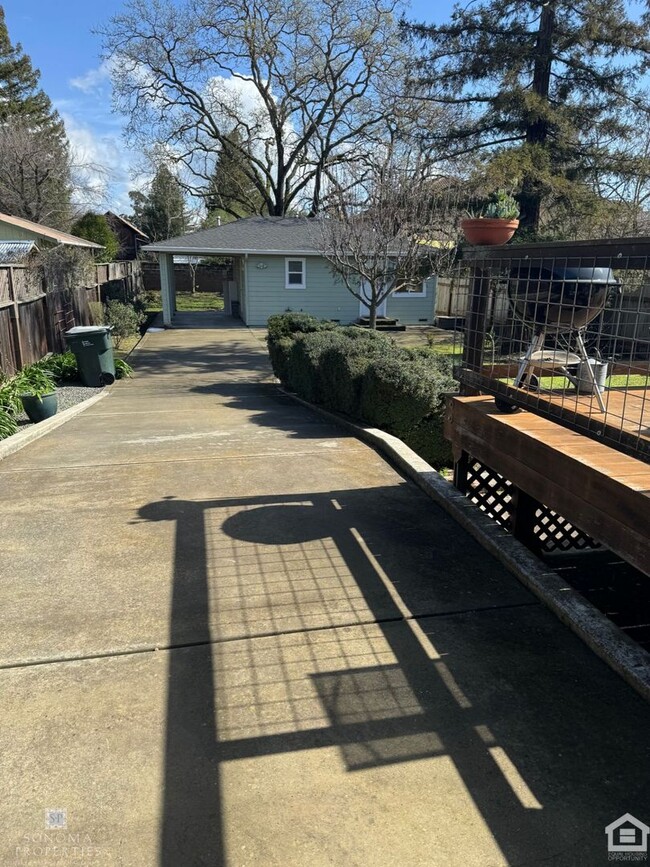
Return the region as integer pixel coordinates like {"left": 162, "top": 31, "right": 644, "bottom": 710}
{"left": 452, "top": 237, "right": 650, "bottom": 462}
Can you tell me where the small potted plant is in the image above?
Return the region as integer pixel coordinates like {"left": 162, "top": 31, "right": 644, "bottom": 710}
{"left": 461, "top": 190, "right": 520, "bottom": 246}
{"left": 13, "top": 364, "right": 58, "bottom": 423}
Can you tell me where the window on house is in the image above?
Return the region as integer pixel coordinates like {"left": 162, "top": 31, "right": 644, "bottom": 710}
{"left": 285, "top": 258, "right": 306, "bottom": 289}
{"left": 393, "top": 279, "right": 427, "bottom": 297}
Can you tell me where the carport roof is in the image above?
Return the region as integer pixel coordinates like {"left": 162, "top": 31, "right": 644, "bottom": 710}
{"left": 142, "top": 216, "right": 324, "bottom": 256}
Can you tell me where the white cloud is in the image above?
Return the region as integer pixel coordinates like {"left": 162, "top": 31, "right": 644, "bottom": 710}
{"left": 69, "top": 60, "right": 114, "bottom": 95}
{"left": 61, "top": 112, "right": 136, "bottom": 213}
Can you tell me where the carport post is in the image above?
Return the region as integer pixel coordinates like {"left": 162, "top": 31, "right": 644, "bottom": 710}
{"left": 159, "top": 253, "right": 176, "bottom": 326}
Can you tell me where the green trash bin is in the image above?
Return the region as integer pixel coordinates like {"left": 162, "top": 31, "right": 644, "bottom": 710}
{"left": 65, "top": 326, "right": 116, "bottom": 387}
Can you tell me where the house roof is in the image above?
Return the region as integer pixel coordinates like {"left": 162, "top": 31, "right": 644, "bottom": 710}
{"left": 0, "top": 212, "right": 102, "bottom": 249}
{"left": 0, "top": 240, "right": 38, "bottom": 263}
{"left": 105, "top": 211, "right": 150, "bottom": 241}
{"left": 143, "top": 216, "right": 326, "bottom": 256}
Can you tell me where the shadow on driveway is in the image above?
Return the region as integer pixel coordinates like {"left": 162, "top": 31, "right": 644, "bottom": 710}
{"left": 137, "top": 490, "right": 650, "bottom": 866}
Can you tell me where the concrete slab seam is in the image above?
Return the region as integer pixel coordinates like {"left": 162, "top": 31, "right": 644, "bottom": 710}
{"left": 279, "top": 386, "right": 650, "bottom": 703}
{"left": 0, "top": 390, "right": 109, "bottom": 463}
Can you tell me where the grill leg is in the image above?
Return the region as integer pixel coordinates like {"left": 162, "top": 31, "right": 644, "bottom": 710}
{"left": 514, "top": 330, "right": 545, "bottom": 388}
{"left": 575, "top": 330, "right": 606, "bottom": 412}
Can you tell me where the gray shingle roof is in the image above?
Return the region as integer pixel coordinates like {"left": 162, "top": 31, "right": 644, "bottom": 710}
{"left": 142, "top": 216, "right": 325, "bottom": 255}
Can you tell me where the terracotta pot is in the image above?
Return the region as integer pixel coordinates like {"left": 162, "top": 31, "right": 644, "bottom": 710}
{"left": 461, "top": 218, "right": 519, "bottom": 246}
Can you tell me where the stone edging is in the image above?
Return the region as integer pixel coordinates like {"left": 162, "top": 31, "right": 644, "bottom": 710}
{"left": 0, "top": 391, "right": 109, "bottom": 463}
{"left": 279, "top": 387, "right": 650, "bottom": 703}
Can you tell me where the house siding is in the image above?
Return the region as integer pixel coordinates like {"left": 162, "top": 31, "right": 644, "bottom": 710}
{"left": 386, "top": 277, "right": 437, "bottom": 324}
{"left": 244, "top": 255, "right": 358, "bottom": 326}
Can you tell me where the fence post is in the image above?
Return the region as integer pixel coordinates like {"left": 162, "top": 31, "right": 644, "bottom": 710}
{"left": 461, "top": 264, "right": 489, "bottom": 395}
{"left": 8, "top": 267, "right": 25, "bottom": 370}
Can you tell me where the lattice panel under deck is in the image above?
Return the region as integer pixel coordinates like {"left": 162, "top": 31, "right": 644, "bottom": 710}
{"left": 464, "top": 458, "right": 602, "bottom": 553}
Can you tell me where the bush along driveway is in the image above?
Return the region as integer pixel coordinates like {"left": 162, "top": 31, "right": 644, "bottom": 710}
{"left": 267, "top": 312, "right": 457, "bottom": 468}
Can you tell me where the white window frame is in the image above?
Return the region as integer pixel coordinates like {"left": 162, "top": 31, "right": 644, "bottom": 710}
{"left": 393, "top": 278, "right": 427, "bottom": 298}
{"left": 285, "top": 257, "right": 306, "bottom": 289}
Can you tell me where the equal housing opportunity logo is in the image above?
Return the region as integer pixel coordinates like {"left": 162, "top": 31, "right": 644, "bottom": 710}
{"left": 606, "top": 814, "right": 650, "bottom": 861}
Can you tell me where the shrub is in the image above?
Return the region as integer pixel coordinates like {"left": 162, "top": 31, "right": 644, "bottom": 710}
{"left": 287, "top": 330, "right": 342, "bottom": 402}
{"left": 39, "top": 352, "right": 78, "bottom": 383}
{"left": 267, "top": 312, "right": 335, "bottom": 342}
{"left": 265, "top": 312, "right": 458, "bottom": 469}
{"left": 318, "top": 329, "right": 391, "bottom": 416}
{"left": 361, "top": 352, "right": 455, "bottom": 436}
{"left": 104, "top": 300, "right": 145, "bottom": 349}
{"left": 402, "top": 416, "right": 454, "bottom": 470}
{"left": 0, "top": 374, "right": 22, "bottom": 414}
{"left": 267, "top": 313, "right": 336, "bottom": 383}
{"left": 115, "top": 358, "right": 133, "bottom": 379}
{"left": 267, "top": 335, "right": 295, "bottom": 384}
{"left": 0, "top": 406, "right": 17, "bottom": 440}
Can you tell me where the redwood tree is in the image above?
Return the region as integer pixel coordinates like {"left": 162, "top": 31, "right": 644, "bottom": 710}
{"left": 402, "top": 0, "right": 650, "bottom": 234}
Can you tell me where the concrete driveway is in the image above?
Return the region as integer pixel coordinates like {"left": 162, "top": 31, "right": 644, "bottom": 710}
{"left": 1, "top": 312, "right": 649, "bottom": 866}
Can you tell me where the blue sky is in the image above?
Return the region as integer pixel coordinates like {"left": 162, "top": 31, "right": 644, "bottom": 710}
{"left": 3, "top": 0, "right": 454, "bottom": 214}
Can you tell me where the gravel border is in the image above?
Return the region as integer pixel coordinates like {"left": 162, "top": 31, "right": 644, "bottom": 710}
{"left": 279, "top": 386, "right": 650, "bottom": 703}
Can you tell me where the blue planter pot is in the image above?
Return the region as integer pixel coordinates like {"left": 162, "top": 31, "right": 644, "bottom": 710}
{"left": 21, "top": 392, "right": 58, "bottom": 423}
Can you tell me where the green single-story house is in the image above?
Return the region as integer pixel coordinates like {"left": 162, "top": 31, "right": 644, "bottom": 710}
{"left": 0, "top": 211, "right": 102, "bottom": 252}
{"left": 143, "top": 216, "right": 438, "bottom": 327}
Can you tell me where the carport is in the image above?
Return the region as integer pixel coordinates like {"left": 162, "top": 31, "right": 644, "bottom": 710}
{"left": 143, "top": 235, "right": 244, "bottom": 326}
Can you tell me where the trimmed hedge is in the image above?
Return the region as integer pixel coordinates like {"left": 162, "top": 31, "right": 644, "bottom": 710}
{"left": 267, "top": 312, "right": 457, "bottom": 468}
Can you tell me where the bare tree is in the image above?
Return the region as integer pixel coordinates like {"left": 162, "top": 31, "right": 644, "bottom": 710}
{"left": 0, "top": 117, "right": 111, "bottom": 227}
{"left": 320, "top": 157, "right": 464, "bottom": 328}
{"left": 100, "top": 0, "right": 426, "bottom": 216}
{"left": 0, "top": 118, "right": 72, "bottom": 225}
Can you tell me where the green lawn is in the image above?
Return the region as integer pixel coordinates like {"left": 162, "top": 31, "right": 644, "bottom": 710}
{"left": 146, "top": 291, "right": 225, "bottom": 313}
{"left": 501, "top": 374, "right": 649, "bottom": 389}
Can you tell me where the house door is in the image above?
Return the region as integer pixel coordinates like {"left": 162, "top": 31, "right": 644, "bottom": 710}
{"left": 359, "top": 280, "right": 387, "bottom": 318}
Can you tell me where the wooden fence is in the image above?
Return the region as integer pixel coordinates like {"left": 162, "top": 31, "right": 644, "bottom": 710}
{"left": 0, "top": 261, "right": 143, "bottom": 376}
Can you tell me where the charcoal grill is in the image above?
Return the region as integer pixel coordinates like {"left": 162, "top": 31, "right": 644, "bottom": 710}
{"left": 505, "top": 262, "right": 619, "bottom": 412}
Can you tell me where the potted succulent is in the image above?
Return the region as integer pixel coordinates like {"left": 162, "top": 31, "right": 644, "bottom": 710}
{"left": 14, "top": 364, "right": 58, "bottom": 423}
{"left": 461, "top": 190, "right": 520, "bottom": 246}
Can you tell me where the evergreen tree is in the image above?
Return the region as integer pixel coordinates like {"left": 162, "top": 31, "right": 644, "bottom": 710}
{"left": 129, "top": 165, "right": 187, "bottom": 241}
{"left": 70, "top": 212, "right": 120, "bottom": 261}
{"left": 403, "top": 0, "right": 650, "bottom": 234}
{"left": 0, "top": 6, "right": 72, "bottom": 227}
{"left": 204, "top": 129, "right": 265, "bottom": 224}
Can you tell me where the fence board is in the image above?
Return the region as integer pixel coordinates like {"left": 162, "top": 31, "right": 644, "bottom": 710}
{"left": 0, "top": 260, "right": 143, "bottom": 374}
{"left": 0, "top": 308, "right": 17, "bottom": 376}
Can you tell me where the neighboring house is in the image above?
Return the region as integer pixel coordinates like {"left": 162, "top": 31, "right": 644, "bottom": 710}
{"left": 0, "top": 241, "right": 39, "bottom": 264}
{"left": 0, "top": 211, "right": 102, "bottom": 252}
{"left": 105, "top": 212, "right": 150, "bottom": 260}
{"left": 143, "top": 216, "right": 438, "bottom": 327}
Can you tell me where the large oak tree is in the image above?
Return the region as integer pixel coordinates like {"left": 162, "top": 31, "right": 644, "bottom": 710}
{"left": 101, "top": 0, "right": 421, "bottom": 217}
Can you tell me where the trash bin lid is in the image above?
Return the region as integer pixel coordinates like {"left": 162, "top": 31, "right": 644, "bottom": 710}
{"left": 65, "top": 325, "right": 111, "bottom": 335}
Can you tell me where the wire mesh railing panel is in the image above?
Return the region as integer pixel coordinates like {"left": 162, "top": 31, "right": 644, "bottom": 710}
{"left": 453, "top": 239, "right": 650, "bottom": 462}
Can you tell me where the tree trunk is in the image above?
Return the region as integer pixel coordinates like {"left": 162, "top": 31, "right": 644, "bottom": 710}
{"left": 519, "top": 1, "right": 556, "bottom": 233}
{"left": 368, "top": 303, "right": 377, "bottom": 330}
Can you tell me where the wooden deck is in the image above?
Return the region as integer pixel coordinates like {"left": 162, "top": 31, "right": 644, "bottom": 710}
{"left": 523, "top": 386, "right": 649, "bottom": 450}
{"left": 445, "top": 396, "right": 650, "bottom": 576}
{"left": 461, "top": 369, "right": 650, "bottom": 460}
